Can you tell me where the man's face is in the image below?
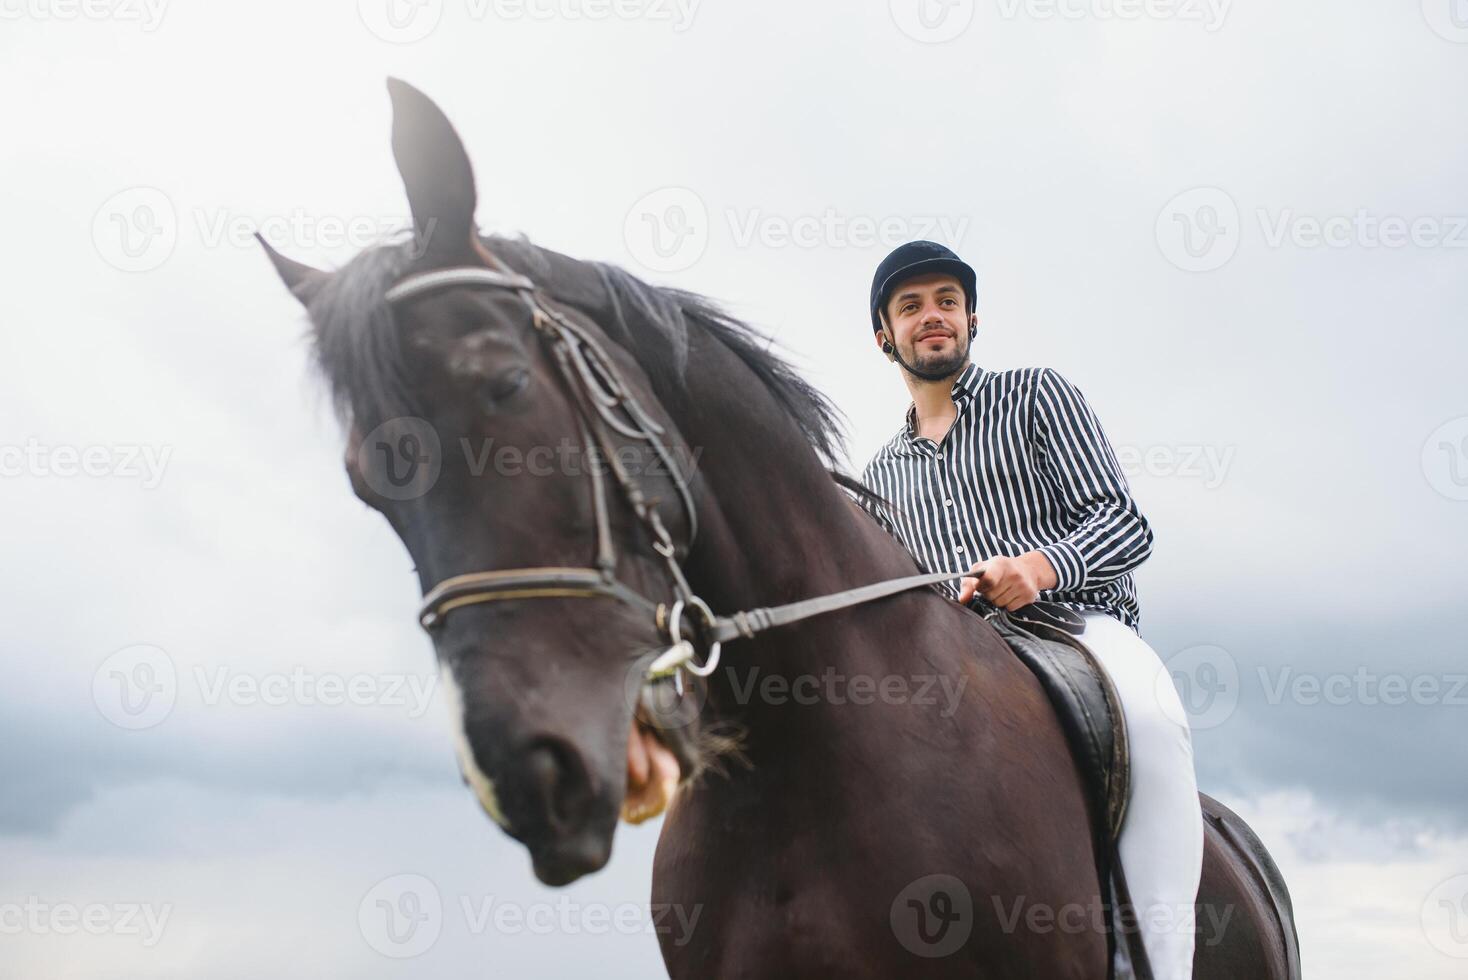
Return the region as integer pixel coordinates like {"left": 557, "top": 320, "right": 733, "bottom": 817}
{"left": 877, "top": 272, "right": 974, "bottom": 378}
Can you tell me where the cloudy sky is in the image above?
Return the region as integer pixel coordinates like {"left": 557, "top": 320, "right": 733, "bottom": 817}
{"left": 2, "top": 0, "right": 1465, "bottom": 976}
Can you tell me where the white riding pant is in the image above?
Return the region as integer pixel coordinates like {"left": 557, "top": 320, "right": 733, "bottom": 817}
{"left": 1079, "top": 611, "right": 1204, "bottom": 980}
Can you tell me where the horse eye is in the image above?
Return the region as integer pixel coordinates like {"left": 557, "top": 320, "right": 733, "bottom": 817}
{"left": 484, "top": 367, "right": 530, "bottom": 404}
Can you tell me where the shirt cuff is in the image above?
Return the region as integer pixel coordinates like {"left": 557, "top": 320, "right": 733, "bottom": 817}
{"left": 1037, "top": 541, "right": 1087, "bottom": 592}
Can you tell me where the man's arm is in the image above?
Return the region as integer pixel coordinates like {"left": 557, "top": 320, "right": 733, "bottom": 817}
{"left": 959, "top": 369, "right": 1150, "bottom": 610}
{"left": 1028, "top": 367, "right": 1154, "bottom": 589}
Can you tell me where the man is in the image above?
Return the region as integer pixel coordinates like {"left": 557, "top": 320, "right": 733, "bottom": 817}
{"left": 859, "top": 241, "right": 1204, "bottom": 979}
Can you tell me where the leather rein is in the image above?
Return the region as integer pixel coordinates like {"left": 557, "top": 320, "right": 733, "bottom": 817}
{"left": 384, "top": 263, "right": 972, "bottom": 681}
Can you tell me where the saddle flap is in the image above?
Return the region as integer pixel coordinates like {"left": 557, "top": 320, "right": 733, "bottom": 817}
{"left": 989, "top": 604, "right": 1130, "bottom": 842}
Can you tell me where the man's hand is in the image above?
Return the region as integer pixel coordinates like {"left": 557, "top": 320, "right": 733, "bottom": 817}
{"left": 957, "top": 552, "right": 1059, "bottom": 610}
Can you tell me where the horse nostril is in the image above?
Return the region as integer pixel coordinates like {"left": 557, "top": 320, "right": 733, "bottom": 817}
{"left": 524, "top": 738, "right": 595, "bottom": 834}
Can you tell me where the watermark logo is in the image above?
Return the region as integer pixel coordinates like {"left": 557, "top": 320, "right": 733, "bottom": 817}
{"left": 890, "top": 0, "right": 975, "bottom": 43}
{"left": 891, "top": 873, "right": 973, "bottom": 957}
{"left": 1423, "top": 416, "right": 1468, "bottom": 501}
{"left": 459, "top": 895, "right": 702, "bottom": 941}
{"left": 0, "top": 439, "right": 173, "bottom": 488}
{"left": 1422, "top": 0, "right": 1468, "bottom": 43}
{"left": 1156, "top": 187, "right": 1240, "bottom": 272}
{"left": 725, "top": 208, "right": 969, "bottom": 252}
{"left": 1115, "top": 443, "right": 1236, "bottom": 489}
{"left": 1422, "top": 873, "right": 1468, "bottom": 958}
{"left": 0, "top": 898, "right": 172, "bottom": 946}
{"left": 359, "top": 874, "right": 443, "bottom": 958}
{"left": 625, "top": 187, "right": 709, "bottom": 274}
{"left": 623, "top": 188, "right": 971, "bottom": 274}
{"left": 92, "top": 187, "right": 177, "bottom": 273}
{"left": 625, "top": 656, "right": 707, "bottom": 732}
{"left": 358, "top": 0, "right": 444, "bottom": 42}
{"left": 93, "top": 644, "right": 178, "bottom": 731}
{"left": 1158, "top": 643, "right": 1238, "bottom": 731}
{"left": 1257, "top": 666, "right": 1468, "bottom": 708}
{"left": 991, "top": 895, "right": 1227, "bottom": 945}
{"left": 1159, "top": 190, "right": 1468, "bottom": 271}
{"left": 993, "top": 0, "right": 1231, "bottom": 31}
{"left": 0, "top": 0, "right": 169, "bottom": 30}
{"left": 358, "top": 417, "right": 442, "bottom": 501}
{"left": 1257, "top": 209, "right": 1468, "bottom": 250}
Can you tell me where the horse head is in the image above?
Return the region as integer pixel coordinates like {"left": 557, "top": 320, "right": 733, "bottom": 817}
{"left": 260, "top": 79, "right": 713, "bottom": 886}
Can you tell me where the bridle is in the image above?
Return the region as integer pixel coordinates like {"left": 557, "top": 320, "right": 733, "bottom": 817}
{"left": 385, "top": 261, "right": 974, "bottom": 682}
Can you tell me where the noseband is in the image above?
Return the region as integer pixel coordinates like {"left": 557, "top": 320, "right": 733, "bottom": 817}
{"left": 385, "top": 262, "right": 975, "bottom": 681}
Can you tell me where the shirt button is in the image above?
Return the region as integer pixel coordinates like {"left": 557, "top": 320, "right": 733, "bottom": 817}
{"left": 936, "top": 453, "right": 944, "bottom": 460}
{"left": 955, "top": 545, "right": 965, "bottom": 554}
{"left": 944, "top": 498, "right": 953, "bottom": 507}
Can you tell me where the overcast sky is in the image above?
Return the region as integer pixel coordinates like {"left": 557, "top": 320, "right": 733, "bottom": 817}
{"left": 2, "top": 1, "right": 1466, "bottom": 977}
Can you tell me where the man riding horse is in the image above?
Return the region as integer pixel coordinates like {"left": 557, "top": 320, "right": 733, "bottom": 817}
{"left": 860, "top": 241, "right": 1205, "bottom": 979}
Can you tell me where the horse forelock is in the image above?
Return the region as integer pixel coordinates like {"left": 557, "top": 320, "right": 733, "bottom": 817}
{"left": 303, "top": 237, "right": 420, "bottom": 434}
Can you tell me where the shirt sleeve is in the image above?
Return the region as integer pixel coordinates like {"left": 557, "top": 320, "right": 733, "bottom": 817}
{"left": 1030, "top": 368, "right": 1154, "bottom": 590}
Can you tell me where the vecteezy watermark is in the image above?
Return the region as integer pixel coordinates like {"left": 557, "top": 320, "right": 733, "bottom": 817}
{"left": 193, "top": 666, "right": 438, "bottom": 717}
{"left": 1256, "top": 209, "right": 1468, "bottom": 251}
{"left": 355, "top": 418, "right": 704, "bottom": 502}
{"left": 92, "top": 190, "right": 429, "bottom": 273}
{"left": 726, "top": 666, "right": 969, "bottom": 718}
{"left": 357, "top": 0, "right": 699, "bottom": 43}
{"left": 991, "top": 896, "right": 1233, "bottom": 947}
{"left": 891, "top": 874, "right": 974, "bottom": 957}
{"left": 624, "top": 187, "right": 971, "bottom": 275}
{"left": 458, "top": 895, "right": 701, "bottom": 943}
{"left": 1157, "top": 643, "right": 1239, "bottom": 731}
{"left": 92, "top": 645, "right": 438, "bottom": 730}
{"left": 889, "top": 0, "right": 976, "bottom": 43}
{"left": 725, "top": 208, "right": 970, "bottom": 253}
{"left": 357, "top": 417, "right": 443, "bottom": 503}
{"left": 1157, "top": 187, "right": 1468, "bottom": 272}
{"left": 1155, "top": 187, "right": 1241, "bottom": 273}
{"left": 194, "top": 208, "right": 426, "bottom": 255}
{"left": 92, "top": 187, "right": 177, "bottom": 273}
{"left": 357, "top": 873, "right": 703, "bottom": 957}
{"left": 624, "top": 187, "right": 709, "bottom": 274}
{"left": 0, "top": 439, "right": 173, "bottom": 488}
{"left": 993, "top": 0, "right": 1231, "bottom": 32}
{"left": 624, "top": 654, "right": 708, "bottom": 732}
{"left": 1155, "top": 647, "right": 1466, "bottom": 731}
{"left": 1423, "top": 873, "right": 1468, "bottom": 958}
{"left": 1257, "top": 667, "right": 1468, "bottom": 708}
{"left": 359, "top": 874, "right": 443, "bottom": 958}
{"left": 0, "top": 898, "right": 172, "bottom": 947}
{"left": 93, "top": 645, "right": 178, "bottom": 730}
{"left": 1421, "top": 0, "right": 1468, "bottom": 43}
{"left": 1423, "top": 416, "right": 1468, "bottom": 502}
{"left": 462, "top": 438, "right": 703, "bottom": 481}
{"left": 1114, "top": 444, "right": 1236, "bottom": 489}
{"left": 0, "top": 0, "right": 168, "bottom": 30}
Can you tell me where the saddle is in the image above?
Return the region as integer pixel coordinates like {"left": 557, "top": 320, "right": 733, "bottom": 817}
{"left": 985, "top": 602, "right": 1130, "bottom": 841}
{"left": 978, "top": 600, "right": 1149, "bottom": 980}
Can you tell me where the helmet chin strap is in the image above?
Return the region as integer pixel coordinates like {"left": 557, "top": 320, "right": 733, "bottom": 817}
{"left": 880, "top": 319, "right": 977, "bottom": 383}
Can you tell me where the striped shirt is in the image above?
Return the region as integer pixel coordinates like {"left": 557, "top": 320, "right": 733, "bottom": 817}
{"left": 860, "top": 361, "right": 1153, "bottom": 632}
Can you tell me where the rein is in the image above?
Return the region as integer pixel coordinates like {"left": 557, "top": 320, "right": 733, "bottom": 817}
{"left": 385, "top": 263, "right": 975, "bottom": 681}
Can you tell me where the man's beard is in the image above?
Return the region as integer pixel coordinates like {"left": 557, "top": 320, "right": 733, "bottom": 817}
{"left": 897, "top": 328, "right": 970, "bottom": 383}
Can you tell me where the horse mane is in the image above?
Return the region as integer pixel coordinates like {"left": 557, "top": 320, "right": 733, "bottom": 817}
{"left": 301, "top": 233, "right": 884, "bottom": 507}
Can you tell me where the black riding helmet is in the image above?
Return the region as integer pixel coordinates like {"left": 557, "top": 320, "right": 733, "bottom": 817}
{"left": 869, "top": 240, "right": 978, "bottom": 334}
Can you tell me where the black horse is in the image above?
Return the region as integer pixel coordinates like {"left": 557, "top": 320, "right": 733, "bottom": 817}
{"left": 261, "top": 79, "right": 1299, "bottom": 979}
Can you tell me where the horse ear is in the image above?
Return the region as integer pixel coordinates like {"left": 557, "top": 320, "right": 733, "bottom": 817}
{"left": 256, "top": 233, "right": 327, "bottom": 305}
{"left": 387, "top": 77, "right": 477, "bottom": 264}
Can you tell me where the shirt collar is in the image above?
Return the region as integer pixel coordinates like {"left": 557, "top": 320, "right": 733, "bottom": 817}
{"left": 903, "top": 362, "right": 987, "bottom": 440}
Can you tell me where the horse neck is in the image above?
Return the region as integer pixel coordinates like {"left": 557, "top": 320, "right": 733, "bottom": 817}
{"left": 662, "top": 333, "right": 971, "bottom": 740}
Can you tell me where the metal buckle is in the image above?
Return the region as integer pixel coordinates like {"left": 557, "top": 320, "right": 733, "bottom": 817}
{"left": 665, "top": 595, "right": 722, "bottom": 678}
